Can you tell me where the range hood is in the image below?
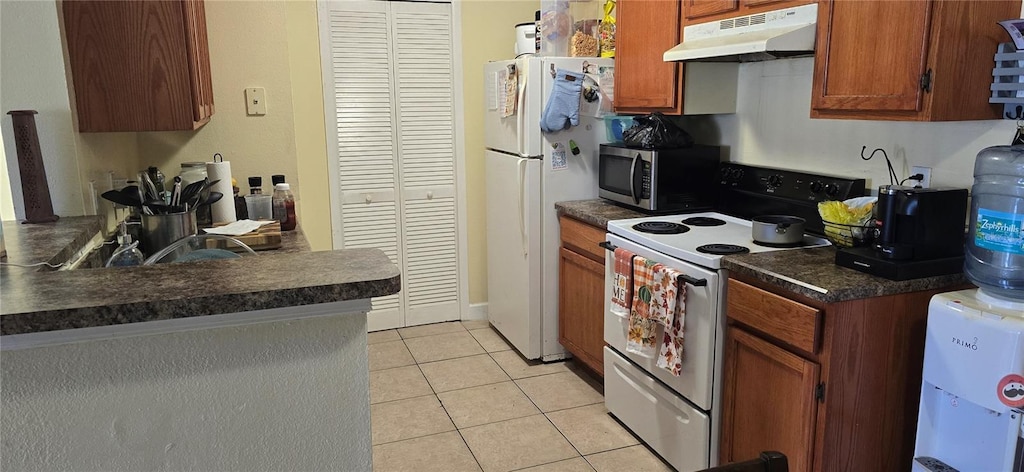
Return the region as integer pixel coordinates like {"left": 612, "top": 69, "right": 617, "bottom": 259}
{"left": 664, "top": 3, "right": 818, "bottom": 62}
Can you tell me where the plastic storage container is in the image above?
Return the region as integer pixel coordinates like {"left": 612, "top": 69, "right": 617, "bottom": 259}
{"left": 539, "top": 0, "right": 572, "bottom": 56}
{"left": 965, "top": 145, "right": 1024, "bottom": 300}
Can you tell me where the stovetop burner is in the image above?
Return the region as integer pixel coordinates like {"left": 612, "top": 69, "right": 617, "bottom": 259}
{"left": 696, "top": 244, "right": 750, "bottom": 255}
{"left": 632, "top": 221, "right": 690, "bottom": 234}
{"left": 681, "top": 217, "right": 727, "bottom": 227}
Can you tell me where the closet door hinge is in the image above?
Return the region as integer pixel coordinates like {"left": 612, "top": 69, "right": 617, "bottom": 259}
{"left": 920, "top": 68, "right": 933, "bottom": 93}
{"left": 815, "top": 382, "right": 825, "bottom": 403}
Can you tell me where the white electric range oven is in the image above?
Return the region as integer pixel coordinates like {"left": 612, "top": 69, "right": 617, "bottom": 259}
{"left": 599, "top": 164, "right": 867, "bottom": 471}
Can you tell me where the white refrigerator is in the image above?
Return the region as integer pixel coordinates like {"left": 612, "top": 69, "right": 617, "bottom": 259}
{"left": 484, "top": 56, "right": 613, "bottom": 361}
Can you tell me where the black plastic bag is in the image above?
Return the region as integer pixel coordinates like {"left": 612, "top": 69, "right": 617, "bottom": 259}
{"left": 622, "top": 113, "right": 694, "bottom": 149}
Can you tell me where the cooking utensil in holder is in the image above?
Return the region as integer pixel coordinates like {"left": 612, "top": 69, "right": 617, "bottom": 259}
{"left": 141, "top": 211, "right": 198, "bottom": 258}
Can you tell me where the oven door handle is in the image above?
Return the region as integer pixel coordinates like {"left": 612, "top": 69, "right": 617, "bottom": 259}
{"left": 599, "top": 241, "right": 708, "bottom": 287}
{"left": 629, "top": 153, "right": 640, "bottom": 205}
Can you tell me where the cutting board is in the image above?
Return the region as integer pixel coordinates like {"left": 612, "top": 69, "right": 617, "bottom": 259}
{"left": 204, "top": 221, "right": 282, "bottom": 252}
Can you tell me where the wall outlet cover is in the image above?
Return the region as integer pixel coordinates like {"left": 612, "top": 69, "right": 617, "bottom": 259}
{"left": 245, "top": 87, "right": 267, "bottom": 116}
{"left": 911, "top": 166, "right": 931, "bottom": 188}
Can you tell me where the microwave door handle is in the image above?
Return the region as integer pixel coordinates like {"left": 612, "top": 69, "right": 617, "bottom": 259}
{"left": 629, "top": 153, "right": 640, "bottom": 205}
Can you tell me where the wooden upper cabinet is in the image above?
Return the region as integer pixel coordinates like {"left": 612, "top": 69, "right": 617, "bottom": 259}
{"left": 685, "top": 0, "right": 738, "bottom": 21}
{"left": 684, "top": 0, "right": 813, "bottom": 26}
{"left": 63, "top": 0, "right": 215, "bottom": 132}
{"left": 812, "top": 0, "right": 1021, "bottom": 121}
{"left": 614, "top": 0, "right": 684, "bottom": 113}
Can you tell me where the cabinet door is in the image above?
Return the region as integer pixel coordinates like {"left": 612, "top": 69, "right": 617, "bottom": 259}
{"left": 63, "top": 1, "right": 200, "bottom": 132}
{"left": 720, "top": 326, "right": 819, "bottom": 472}
{"left": 182, "top": 0, "right": 214, "bottom": 125}
{"left": 614, "top": 0, "right": 683, "bottom": 113}
{"left": 685, "top": 0, "right": 738, "bottom": 20}
{"left": 558, "top": 247, "right": 605, "bottom": 375}
{"left": 811, "top": 0, "right": 933, "bottom": 114}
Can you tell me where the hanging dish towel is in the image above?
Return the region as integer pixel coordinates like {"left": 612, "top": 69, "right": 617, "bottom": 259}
{"left": 610, "top": 247, "right": 635, "bottom": 318}
{"left": 650, "top": 266, "right": 687, "bottom": 376}
{"left": 626, "top": 256, "right": 660, "bottom": 358}
{"left": 540, "top": 68, "right": 583, "bottom": 133}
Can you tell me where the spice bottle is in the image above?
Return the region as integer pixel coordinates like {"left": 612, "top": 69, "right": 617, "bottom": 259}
{"left": 272, "top": 183, "right": 297, "bottom": 231}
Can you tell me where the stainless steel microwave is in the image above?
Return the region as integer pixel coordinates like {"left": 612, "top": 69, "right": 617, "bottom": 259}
{"left": 598, "top": 144, "right": 721, "bottom": 213}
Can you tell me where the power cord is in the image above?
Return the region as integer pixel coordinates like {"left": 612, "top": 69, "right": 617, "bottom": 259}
{"left": 0, "top": 260, "right": 70, "bottom": 269}
{"left": 0, "top": 240, "right": 118, "bottom": 270}
{"left": 900, "top": 173, "right": 925, "bottom": 186}
{"left": 861, "top": 146, "right": 899, "bottom": 186}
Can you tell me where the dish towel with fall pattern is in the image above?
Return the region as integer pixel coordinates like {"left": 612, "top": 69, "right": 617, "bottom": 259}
{"left": 651, "top": 266, "right": 687, "bottom": 376}
{"left": 626, "top": 256, "right": 661, "bottom": 357}
{"left": 610, "top": 248, "right": 635, "bottom": 318}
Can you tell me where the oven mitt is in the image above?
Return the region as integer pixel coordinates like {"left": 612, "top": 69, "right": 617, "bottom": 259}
{"left": 540, "top": 68, "right": 582, "bottom": 133}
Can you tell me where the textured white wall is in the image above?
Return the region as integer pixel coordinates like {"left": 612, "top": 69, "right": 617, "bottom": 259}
{"left": 0, "top": 0, "right": 140, "bottom": 221}
{"left": 0, "top": 0, "right": 84, "bottom": 217}
{"left": 681, "top": 58, "right": 1012, "bottom": 191}
{"left": 2, "top": 313, "right": 371, "bottom": 472}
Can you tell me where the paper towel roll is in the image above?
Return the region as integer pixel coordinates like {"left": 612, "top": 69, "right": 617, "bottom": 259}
{"left": 206, "top": 160, "right": 236, "bottom": 223}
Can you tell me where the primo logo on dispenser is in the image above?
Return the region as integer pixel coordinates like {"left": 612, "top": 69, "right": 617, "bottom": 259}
{"left": 951, "top": 336, "right": 979, "bottom": 351}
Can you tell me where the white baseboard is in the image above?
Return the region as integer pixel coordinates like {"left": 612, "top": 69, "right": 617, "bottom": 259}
{"left": 462, "top": 302, "right": 488, "bottom": 321}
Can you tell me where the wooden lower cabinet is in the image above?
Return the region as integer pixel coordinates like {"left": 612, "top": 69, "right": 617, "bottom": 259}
{"left": 558, "top": 248, "right": 605, "bottom": 374}
{"left": 720, "top": 326, "right": 819, "bottom": 472}
{"left": 720, "top": 276, "right": 966, "bottom": 472}
{"left": 558, "top": 216, "right": 608, "bottom": 376}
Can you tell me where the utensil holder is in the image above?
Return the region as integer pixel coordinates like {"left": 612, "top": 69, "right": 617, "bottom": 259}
{"left": 141, "top": 211, "right": 198, "bottom": 258}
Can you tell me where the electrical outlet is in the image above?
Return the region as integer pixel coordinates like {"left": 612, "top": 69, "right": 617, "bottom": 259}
{"left": 911, "top": 166, "right": 931, "bottom": 188}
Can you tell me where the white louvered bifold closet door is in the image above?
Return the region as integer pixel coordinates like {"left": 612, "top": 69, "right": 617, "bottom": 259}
{"left": 325, "top": 0, "right": 460, "bottom": 331}
{"left": 327, "top": 0, "right": 401, "bottom": 330}
{"left": 391, "top": 1, "right": 459, "bottom": 326}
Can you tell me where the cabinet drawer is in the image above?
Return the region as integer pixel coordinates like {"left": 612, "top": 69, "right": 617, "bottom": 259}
{"left": 559, "top": 216, "right": 606, "bottom": 262}
{"left": 727, "top": 279, "right": 820, "bottom": 354}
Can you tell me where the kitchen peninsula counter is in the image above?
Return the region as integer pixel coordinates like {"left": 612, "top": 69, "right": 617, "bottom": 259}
{"left": 0, "top": 218, "right": 400, "bottom": 336}
{"left": 2, "top": 218, "right": 391, "bottom": 471}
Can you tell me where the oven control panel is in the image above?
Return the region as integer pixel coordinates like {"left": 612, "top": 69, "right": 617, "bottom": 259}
{"left": 718, "top": 163, "right": 867, "bottom": 203}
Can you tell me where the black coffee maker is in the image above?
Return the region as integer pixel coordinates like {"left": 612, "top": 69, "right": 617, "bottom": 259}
{"left": 835, "top": 185, "right": 969, "bottom": 280}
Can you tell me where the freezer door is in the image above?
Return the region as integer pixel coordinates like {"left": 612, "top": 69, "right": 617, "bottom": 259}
{"left": 486, "top": 150, "right": 543, "bottom": 359}
{"left": 483, "top": 58, "right": 543, "bottom": 157}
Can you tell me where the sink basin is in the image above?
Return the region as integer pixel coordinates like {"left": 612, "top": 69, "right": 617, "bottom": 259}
{"left": 71, "top": 233, "right": 254, "bottom": 269}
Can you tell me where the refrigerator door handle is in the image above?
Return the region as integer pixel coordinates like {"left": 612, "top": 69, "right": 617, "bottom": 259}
{"left": 516, "top": 158, "right": 528, "bottom": 256}
{"left": 516, "top": 66, "right": 529, "bottom": 157}
{"left": 629, "top": 152, "right": 640, "bottom": 205}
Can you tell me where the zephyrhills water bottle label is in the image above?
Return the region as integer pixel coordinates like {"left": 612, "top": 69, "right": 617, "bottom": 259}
{"left": 975, "top": 208, "right": 1024, "bottom": 255}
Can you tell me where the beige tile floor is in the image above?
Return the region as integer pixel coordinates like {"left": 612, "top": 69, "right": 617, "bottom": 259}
{"left": 369, "top": 321, "right": 675, "bottom": 472}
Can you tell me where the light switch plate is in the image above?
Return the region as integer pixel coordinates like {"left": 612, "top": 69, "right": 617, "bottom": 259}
{"left": 245, "top": 87, "right": 267, "bottom": 115}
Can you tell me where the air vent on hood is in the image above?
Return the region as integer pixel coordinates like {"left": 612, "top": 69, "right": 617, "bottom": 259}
{"left": 664, "top": 3, "right": 818, "bottom": 63}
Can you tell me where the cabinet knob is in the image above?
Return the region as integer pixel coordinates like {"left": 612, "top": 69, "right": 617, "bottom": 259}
{"left": 427, "top": 191, "right": 434, "bottom": 200}
{"left": 365, "top": 194, "right": 372, "bottom": 203}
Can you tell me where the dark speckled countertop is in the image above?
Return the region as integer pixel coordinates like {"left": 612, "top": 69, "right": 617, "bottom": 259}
{"left": 555, "top": 199, "right": 648, "bottom": 229}
{"left": 723, "top": 247, "right": 968, "bottom": 303}
{"left": 553, "top": 200, "right": 968, "bottom": 304}
{"left": 1, "top": 219, "right": 400, "bottom": 336}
